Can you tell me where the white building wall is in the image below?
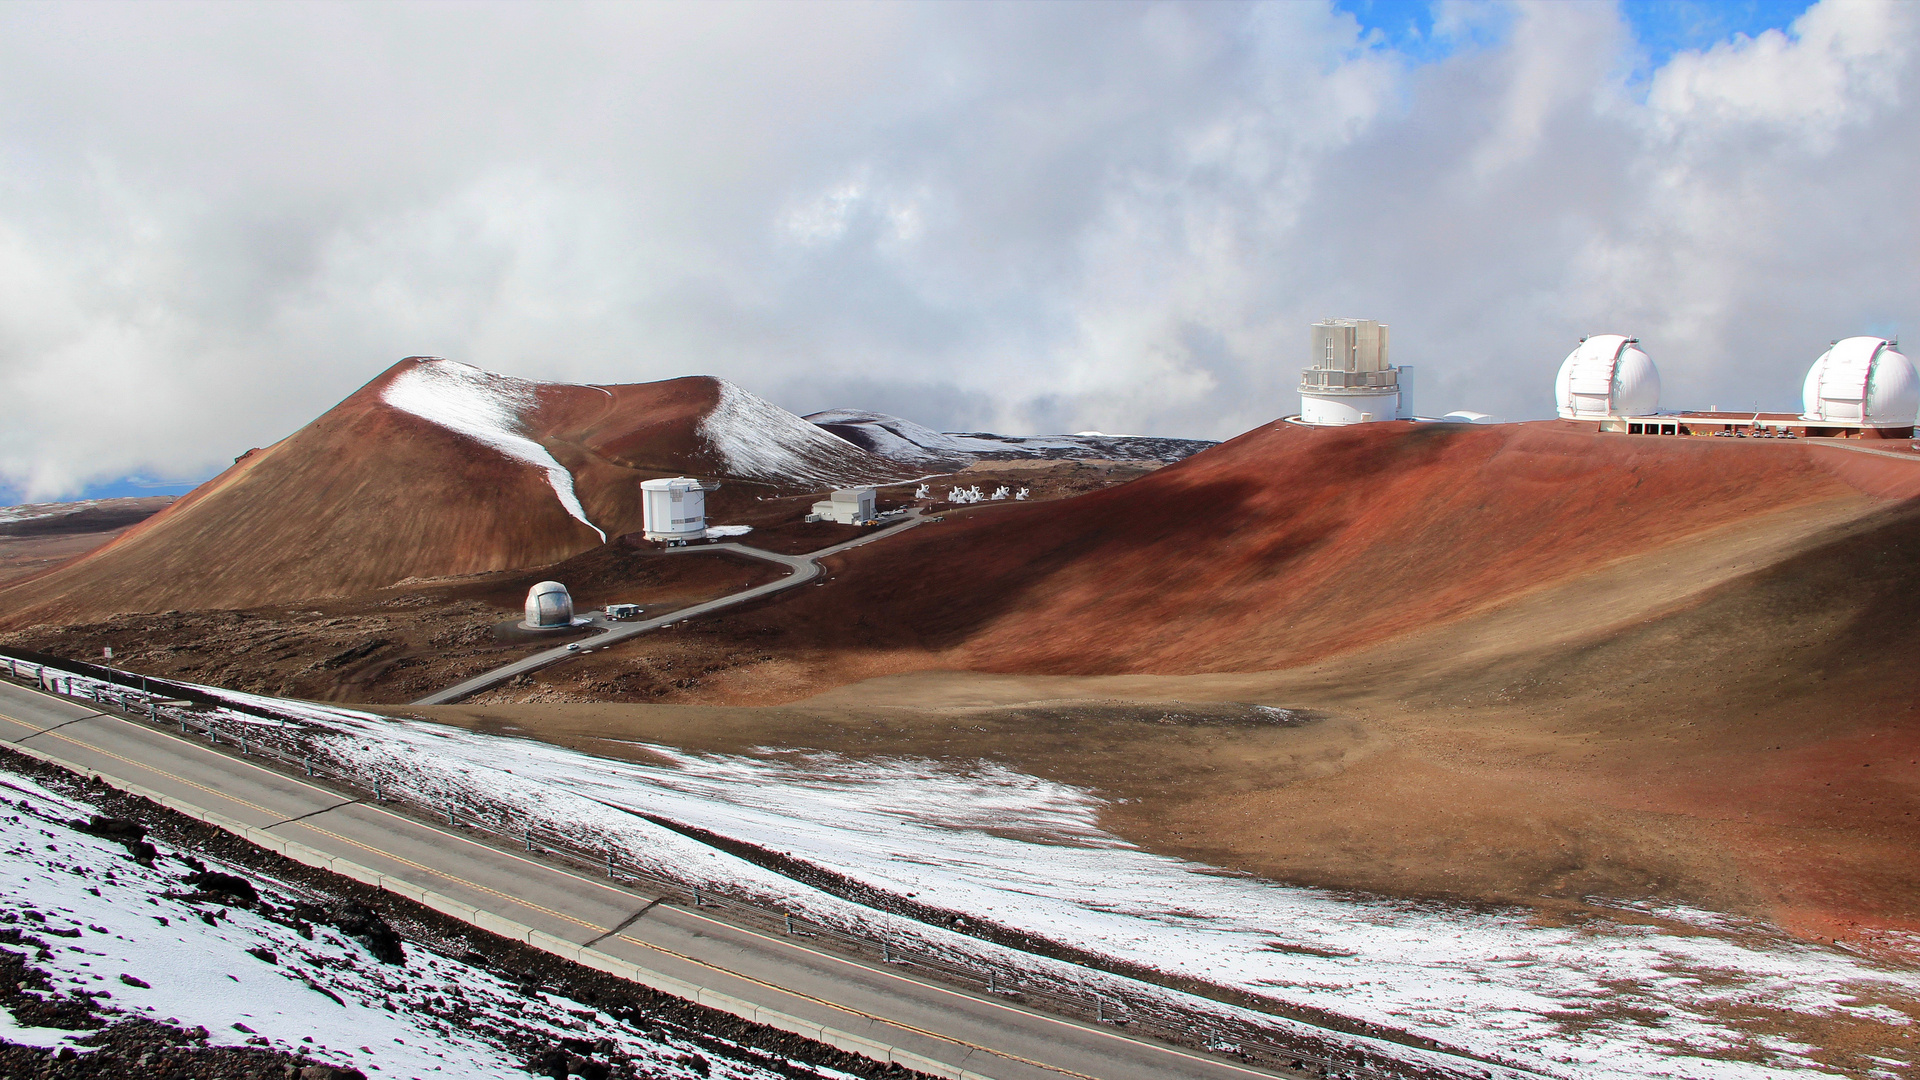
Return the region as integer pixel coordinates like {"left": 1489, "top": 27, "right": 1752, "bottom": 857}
{"left": 813, "top": 487, "right": 876, "bottom": 524}
{"left": 1301, "top": 390, "right": 1400, "bottom": 426}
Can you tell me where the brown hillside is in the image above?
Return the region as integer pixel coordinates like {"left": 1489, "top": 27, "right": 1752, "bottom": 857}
{"left": 692, "top": 420, "right": 1920, "bottom": 682}
{"left": 0, "top": 359, "right": 897, "bottom": 627}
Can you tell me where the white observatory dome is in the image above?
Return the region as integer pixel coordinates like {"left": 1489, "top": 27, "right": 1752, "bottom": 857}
{"left": 524, "top": 581, "right": 574, "bottom": 628}
{"left": 1554, "top": 335, "right": 1660, "bottom": 420}
{"left": 1801, "top": 337, "right": 1918, "bottom": 427}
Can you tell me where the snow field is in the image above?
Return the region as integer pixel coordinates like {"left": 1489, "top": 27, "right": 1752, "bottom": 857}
{"left": 0, "top": 769, "right": 852, "bottom": 1080}
{"left": 20, "top": 668, "right": 1920, "bottom": 1080}
{"left": 312, "top": 726, "right": 1919, "bottom": 1079}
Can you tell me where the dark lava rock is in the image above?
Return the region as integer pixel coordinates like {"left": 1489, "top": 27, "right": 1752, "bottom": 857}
{"left": 300, "top": 1066, "right": 369, "bottom": 1080}
{"left": 77, "top": 815, "right": 144, "bottom": 841}
{"left": 182, "top": 870, "right": 259, "bottom": 907}
{"left": 327, "top": 903, "right": 404, "bottom": 965}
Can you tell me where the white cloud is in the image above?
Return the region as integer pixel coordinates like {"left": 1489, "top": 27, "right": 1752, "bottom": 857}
{"left": 0, "top": 0, "right": 1914, "bottom": 498}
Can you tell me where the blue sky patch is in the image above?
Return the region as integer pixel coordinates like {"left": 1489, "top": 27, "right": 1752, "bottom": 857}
{"left": 2, "top": 475, "right": 209, "bottom": 508}
{"left": 1337, "top": 0, "right": 1815, "bottom": 67}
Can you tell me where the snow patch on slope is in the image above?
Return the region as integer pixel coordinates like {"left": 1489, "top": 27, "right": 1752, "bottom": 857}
{"left": 382, "top": 359, "right": 605, "bottom": 542}
{"left": 696, "top": 382, "right": 903, "bottom": 487}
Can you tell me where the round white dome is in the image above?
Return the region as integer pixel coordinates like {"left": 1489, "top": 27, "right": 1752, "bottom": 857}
{"left": 1555, "top": 336, "right": 1660, "bottom": 419}
{"left": 1554, "top": 335, "right": 1660, "bottom": 419}
{"left": 524, "top": 580, "right": 573, "bottom": 628}
{"left": 1801, "top": 337, "right": 1917, "bottom": 427}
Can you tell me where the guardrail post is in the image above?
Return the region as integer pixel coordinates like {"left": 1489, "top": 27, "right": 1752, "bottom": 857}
{"left": 692, "top": 886, "right": 702, "bottom": 907}
{"left": 988, "top": 970, "right": 996, "bottom": 994}
{"left": 524, "top": 829, "right": 533, "bottom": 852}
{"left": 209, "top": 725, "right": 217, "bottom": 746}
{"left": 304, "top": 756, "right": 312, "bottom": 777}
{"left": 239, "top": 733, "right": 248, "bottom": 755}
{"left": 784, "top": 913, "right": 794, "bottom": 935}
{"left": 1096, "top": 999, "right": 1104, "bottom": 1023}
{"left": 146, "top": 700, "right": 156, "bottom": 722}
{"left": 372, "top": 780, "right": 382, "bottom": 802}
{"left": 882, "top": 942, "right": 891, "bottom": 963}
{"left": 605, "top": 850, "right": 613, "bottom": 879}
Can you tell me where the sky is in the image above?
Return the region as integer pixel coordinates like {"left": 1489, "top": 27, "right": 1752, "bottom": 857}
{"left": 1, "top": 0, "right": 1913, "bottom": 503}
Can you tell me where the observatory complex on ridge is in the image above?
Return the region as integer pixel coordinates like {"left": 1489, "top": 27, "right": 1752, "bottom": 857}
{"left": 1290, "top": 316, "right": 1912, "bottom": 438}
{"left": 1550, "top": 333, "right": 1916, "bottom": 440}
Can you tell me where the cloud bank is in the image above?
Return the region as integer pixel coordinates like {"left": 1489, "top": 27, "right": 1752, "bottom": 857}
{"left": 1, "top": 0, "right": 1913, "bottom": 499}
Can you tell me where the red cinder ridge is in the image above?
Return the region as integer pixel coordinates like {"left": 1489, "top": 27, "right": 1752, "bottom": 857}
{"left": 786, "top": 420, "right": 1919, "bottom": 675}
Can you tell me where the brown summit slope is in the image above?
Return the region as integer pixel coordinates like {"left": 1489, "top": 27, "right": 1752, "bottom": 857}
{"left": 0, "top": 359, "right": 899, "bottom": 627}
{"left": 676, "top": 419, "right": 1920, "bottom": 689}
{"left": 0, "top": 361, "right": 596, "bottom": 625}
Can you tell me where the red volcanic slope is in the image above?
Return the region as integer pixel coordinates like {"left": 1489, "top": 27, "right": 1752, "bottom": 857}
{"left": 783, "top": 420, "right": 1920, "bottom": 674}
{"left": 0, "top": 359, "right": 901, "bottom": 626}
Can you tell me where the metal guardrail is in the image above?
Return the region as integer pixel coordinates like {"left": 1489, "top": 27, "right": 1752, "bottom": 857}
{"left": 0, "top": 651, "right": 1465, "bottom": 1080}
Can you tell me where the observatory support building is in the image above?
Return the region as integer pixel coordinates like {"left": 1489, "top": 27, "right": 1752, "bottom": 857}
{"left": 1299, "top": 318, "right": 1406, "bottom": 425}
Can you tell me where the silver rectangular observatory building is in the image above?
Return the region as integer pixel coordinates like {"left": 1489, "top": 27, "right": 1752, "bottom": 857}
{"left": 1300, "top": 318, "right": 1403, "bottom": 425}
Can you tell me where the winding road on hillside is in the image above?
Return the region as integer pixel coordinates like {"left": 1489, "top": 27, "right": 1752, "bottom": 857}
{"left": 0, "top": 677, "right": 1350, "bottom": 1080}
{"left": 413, "top": 511, "right": 930, "bottom": 706}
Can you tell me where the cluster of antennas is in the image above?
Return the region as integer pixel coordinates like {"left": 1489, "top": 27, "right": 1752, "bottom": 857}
{"left": 943, "top": 485, "right": 1027, "bottom": 504}
{"left": 1554, "top": 335, "right": 1916, "bottom": 427}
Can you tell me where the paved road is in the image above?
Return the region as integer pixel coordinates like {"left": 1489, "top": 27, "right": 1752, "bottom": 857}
{"left": 415, "top": 513, "right": 929, "bottom": 706}
{"left": 0, "top": 678, "right": 1316, "bottom": 1080}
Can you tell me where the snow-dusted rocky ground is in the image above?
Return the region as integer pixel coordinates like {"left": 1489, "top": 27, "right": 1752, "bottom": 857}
{"left": 804, "top": 409, "right": 1215, "bottom": 469}
{"left": 44, "top": 669, "right": 1916, "bottom": 1080}
{"left": 0, "top": 754, "right": 878, "bottom": 1080}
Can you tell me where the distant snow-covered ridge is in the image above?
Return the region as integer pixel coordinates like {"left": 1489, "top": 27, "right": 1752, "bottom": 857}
{"left": 0, "top": 500, "right": 117, "bottom": 524}
{"left": 0, "top": 497, "right": 175, "bottom": 538}
{"left": 381, "top": 359, "right": 606, "bottom": 541}
{"left": 696, "top": 381, "right": 914, "bottom": 487}
{"left": 805, "top": 409, "right": 1215, "bottom": 468}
